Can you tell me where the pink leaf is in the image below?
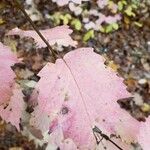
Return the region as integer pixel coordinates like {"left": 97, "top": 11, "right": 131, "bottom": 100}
{"left": 46, "top": 128, "right": 78, "bottom": 150}
{"left": 138, "top": 117, "right": 150, "bottom": 150}
{"left": 97, "top": 0, "right": 108, "bottom": 9}
{"left": 105, "top": 14, "right": 121, "bottom": 24}
{"left": 95, "top": 13, "right": 106, "bottom": 25}
{"left": 96, "top": 14, "right": 121, "bottom": 25}
{"left": 6, "top": 25, "right": 77, "bottom": 48}
{"left": 0, "top": 42, "right": 18, "bottom": 105}
{"left": 30, "top": 48, "right": 139, "bottom": 149}
{"left": 52, "top": 0, "right": 89, "bottom": 6}
{"left": 0, "top": 84, "right": 25, "bottom": 130}
{"left": 0, "top": 42, "right": 25, "bottom": 130}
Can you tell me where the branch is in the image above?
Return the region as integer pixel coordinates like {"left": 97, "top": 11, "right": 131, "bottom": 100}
{"left": 93, "top": 126, "right": 123, "bottom": 150}
{"left": 11, "top": 0, "right": 57, "bottom": 60}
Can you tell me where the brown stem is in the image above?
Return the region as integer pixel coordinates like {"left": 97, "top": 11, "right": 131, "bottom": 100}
{"left": 11, "top": 0, "right": 57, "bottom": 60}
{"left": 93, "top": 126, "right": 123, "bottom": 150}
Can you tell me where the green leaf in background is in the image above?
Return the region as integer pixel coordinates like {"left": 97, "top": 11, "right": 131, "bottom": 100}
{"left": 83, "top": 30, "right": 94, "bottom": 42}
{"left": 108, "top": 1, "right": 117, "bottom": 13}
{"left": 71, "top": 19, "right": 82, "bottom": 31}
{"left": 131, "top": 0, "right": 140, "bottom": 6}
{"left": 60, "top": 14, "right": 72, "bottom": 25}
{"left": 118, "top": 1, "right": 124, "bottom": 11}
{"left": 51, "top": 12, "right": 61, "bottom": 25}
{"left": 51, "top": 13, "right": 72, "bottom": 25}
{"left": 131, "top": 4, "right": 138, "bottom": 9}
{"left": 105, "top": 25, "right": 113, "bottom": 33}
{"left": 99, "top": 26, "right": 105, "bottom": 33}
{"left": 122, "top": 0, "right": 127, "bottom": 5}
{"left": 104, "top": 23, "right": 119, "bottom": 33}
{"left": 112, "top": 23, "right": 119, "bottom": 30}
{"left": 125, "top": 6, "right": 135, "bottom": 17}
{"left": 134, "top": 21, "right": 143, "bottom": 27}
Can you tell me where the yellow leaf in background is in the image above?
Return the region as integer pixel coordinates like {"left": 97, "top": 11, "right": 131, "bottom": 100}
{"left": 51, "top": 12, "right": 61, "bottom": 25}
{"left": 71, "top": 19, "right": 82, "bottom": 31}
{"left": 125, "top": 6, "right": 135, "bottom": 17}
{"left": 134, "top": 21, "right": 143, "bottom": 27}
{"left": 0, "top": 18, "right": 5, "bottom": 24}
{"left": 124, "top": 16, "right": 130, "bottom": 24}
{"left": 122, "top": 0, "right": 127, "bottom": 5}
{"left": 60, "top": 14, "right": 72, "bottom": 25}
{"left": 4, "top": 38, "right": 17, "bottom": 53}
{"left": 118, "top": 1, "right": 123, "bottom": 11}
{"left": 83, "top": 30, "right": 94, "bottom": 42}
{"left": 141, "top": 103, "right": 150, "bottom": 113}
{"left": 112, "top": 23, "right": 119, "bottom": 30}
{"left": 108, "top": 1, "right": 117, "bottom": 13}
{"left": 108, "top": 1, "right": 114, "bottom": 9}
{"left": 0, "top": 1, "right": 6, "bottom": 10}
{"left": 105, "top": 24, "right": 113, "bottom": 33}
{"left": 99, "top": 26, "right": 105, "bottom": 33}
{"left": 108, "top": 61, "right": 120, "bottom": 71}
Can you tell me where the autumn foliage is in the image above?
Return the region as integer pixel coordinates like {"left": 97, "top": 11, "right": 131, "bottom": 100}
{"left": 0, "top": 25, "right": 149, "bottom": 150}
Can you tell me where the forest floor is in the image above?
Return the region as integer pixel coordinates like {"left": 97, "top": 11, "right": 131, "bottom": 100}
{"left": 0, "top": 0, "right": 150, "bottom": 150}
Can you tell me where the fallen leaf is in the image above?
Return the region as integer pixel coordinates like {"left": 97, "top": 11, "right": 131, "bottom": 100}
{"left": 52, "top": 0, "right": 89, "bottom": 6}
{"left": 0, "top": 42, "right": 18, "bottom": 105}
{"left": 30, "top": 48, "right": 139, "bottom": 149}
{"left": 0, "top": 42, "right": 25, "bottom": 130}
{"left": 6, "top": 26, "right": 77, "bottom": 48}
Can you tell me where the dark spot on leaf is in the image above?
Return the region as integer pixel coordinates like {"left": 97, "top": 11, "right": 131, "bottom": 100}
{"left": 48, "top": 130, "right": 52, "bottom": 135}
{"left": 3, "top": 104, "right": 8, "bottom": 109}
{"left": 61, "top": 106, "right": 69, "bottom": 115}
{"left": 9, "top": 85, "right": 13, "bottom": 88}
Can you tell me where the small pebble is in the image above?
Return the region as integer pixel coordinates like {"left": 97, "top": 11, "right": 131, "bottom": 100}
{"left": 138, "top": 78, "right": 147, "bottom": 84}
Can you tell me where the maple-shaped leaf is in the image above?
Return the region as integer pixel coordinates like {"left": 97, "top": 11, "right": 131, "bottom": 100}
{"left": 0, "top": 42, "right": 25, "bottom": 130}
{"left": 0, "top": 42, "right": 18, "bottom": 105}
{"left": 6, "top": 25, "right": 77, "bottom": 48}
{"left": 30, "top": 48, "right": 139, "bottom": 149}
{"left": 138, "top": 117, "right": 150, "bottom": 150}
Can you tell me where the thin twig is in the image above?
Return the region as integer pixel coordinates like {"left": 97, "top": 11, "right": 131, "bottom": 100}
{"left": 12, "top": 0, "right": 57, "bottom": 60}
{"left": 93, "top": 126, "right": 123, "bottom": 150}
